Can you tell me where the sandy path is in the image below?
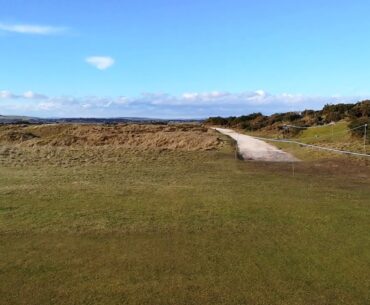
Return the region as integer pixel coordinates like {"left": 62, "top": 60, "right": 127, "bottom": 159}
{"left": 213, "top": 128, "right": 299, "bottom": 162}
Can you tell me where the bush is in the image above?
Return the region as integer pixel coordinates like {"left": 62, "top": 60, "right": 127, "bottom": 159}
{"left": 325, "top": 111, "right": 342, "bottom": 123}
{"left": 205, "top": 100, "right": 370, "bottom": 135}
{"left": 205, "top": 117, "right": 229, "bottom": 126}
{"left": 348, "top": 117, "right": 369, "bottom": 139}
{"left": 349, "top": 100, "right": 370, "bottom": 118}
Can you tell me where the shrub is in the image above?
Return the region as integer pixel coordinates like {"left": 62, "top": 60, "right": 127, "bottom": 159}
{"left": 348, "top": 117, "right": 369, "bottom": 139}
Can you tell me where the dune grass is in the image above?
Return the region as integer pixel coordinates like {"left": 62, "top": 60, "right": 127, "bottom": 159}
{"left": 0, "top": 134, "right": 370, "bottom": 304}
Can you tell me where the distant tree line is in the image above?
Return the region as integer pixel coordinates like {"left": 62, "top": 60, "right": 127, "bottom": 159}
{"left": 205, "top": 100, "right": 370, "bottom": 139}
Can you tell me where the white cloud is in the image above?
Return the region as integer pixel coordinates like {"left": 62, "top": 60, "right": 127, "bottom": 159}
{"left": 0, "top": 23, "right": 66, "bottom": 35}
{"left": 0, "top": 90, "right": 48, "bottom": 100}
{"left": 182, "top": 91, "right": 229, "bottom": 102}
{"left": 23, "top": 91, "right": 48, "bottom": 99}
{"left": 0, "top": 90, "right": 17, "bottom": 99}
{"left": 85, "top": 56, "right": 115, "bottom": 70}
{"left": 37, "top": 101, "right": 61, "bottom": 110}
{"left": 0, "top": 90, "right": 365, "bottom": 118}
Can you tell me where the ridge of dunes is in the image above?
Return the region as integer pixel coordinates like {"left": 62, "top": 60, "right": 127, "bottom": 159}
{"left": 0, "top": 124, "right": 223, "bottom": 151}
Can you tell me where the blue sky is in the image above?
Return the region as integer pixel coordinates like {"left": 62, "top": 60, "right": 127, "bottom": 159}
{"left": 1, "top": 0, "right": 370, "bottom": 118}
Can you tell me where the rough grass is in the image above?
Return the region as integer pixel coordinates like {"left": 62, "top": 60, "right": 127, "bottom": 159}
{"left": 0, "top": 124, "right": 221, "bottom": 151}
{"left": 0, "top": 125, "right": 370, "bottom": 305}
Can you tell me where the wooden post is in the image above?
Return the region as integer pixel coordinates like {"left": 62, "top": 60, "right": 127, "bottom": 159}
{"left": 331, "top": 123, "right": 334, "bottom": 140}
{"left": 364, "top": 124, "right": 368, "bottom": 154}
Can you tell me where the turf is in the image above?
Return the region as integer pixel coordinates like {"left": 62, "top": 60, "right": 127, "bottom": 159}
{"left": 1, "top": 133, "right": 370, "bottom": 304}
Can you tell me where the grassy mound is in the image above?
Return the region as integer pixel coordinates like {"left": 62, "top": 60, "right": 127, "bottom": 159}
{"left": 0, "top": 124, "right": 223, "bottom": 151}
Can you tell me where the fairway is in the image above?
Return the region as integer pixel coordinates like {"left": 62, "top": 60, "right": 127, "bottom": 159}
{"left": 1, "top": 128, "right": 369, "bottom": 305}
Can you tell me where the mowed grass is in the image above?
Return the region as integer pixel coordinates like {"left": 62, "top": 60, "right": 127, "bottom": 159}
{"left": 1, "top": 142, "right": 370, "bottom": 304}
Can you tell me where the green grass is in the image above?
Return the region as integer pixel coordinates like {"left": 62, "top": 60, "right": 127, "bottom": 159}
{"left": 299, "top": 121, "right": 351, "bottom": 142}
{"left": 246, "top": 121, "right": 368, "bottom": 160}
{"left": 1, "top": 143, "right": 370, "bottom": 305}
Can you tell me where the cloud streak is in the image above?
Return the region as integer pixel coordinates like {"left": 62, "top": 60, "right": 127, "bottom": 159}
{"left": 0, "top": 90, "right": 365, "bottom": 118}
{"left": 23, "top": 91, "right": 48, "bottom": 99}
{"left": 0, "top": 90, "right": 48, "bottom": 100}
{"left": 86, "top": 56, "right": 115, "bottom": 70}
{"left": 0, "top": 90, "right": 17, "bottom": 99}
{"left": 0, "top": 23, "right": 67, "bottom": 35}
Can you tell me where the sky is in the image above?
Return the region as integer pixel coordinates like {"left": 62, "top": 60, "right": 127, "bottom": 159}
{"left": 1, "top": 0, "right": 370, "bottom": 118}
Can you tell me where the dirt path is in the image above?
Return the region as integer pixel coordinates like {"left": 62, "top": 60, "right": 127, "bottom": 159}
{"left": 213, "top": 128, "right": 299, "bottom": 162}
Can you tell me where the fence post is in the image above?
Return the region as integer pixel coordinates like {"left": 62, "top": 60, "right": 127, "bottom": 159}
{"left": 331, "top": 123, "right": 334, "bottom": 140}
{"left": 365, "top": 124, "right": 368, "bottom": 154}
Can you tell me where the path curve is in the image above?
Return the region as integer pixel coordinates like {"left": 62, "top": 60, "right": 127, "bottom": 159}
{"left": 213, "top": 128, "right": 299, "bottom": 162}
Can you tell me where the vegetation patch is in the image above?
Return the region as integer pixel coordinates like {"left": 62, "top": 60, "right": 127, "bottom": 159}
{"left": 206, "top": 100, "right": 370, "bottom": 140}
{"left": 0, "top": 124, "right": 224, "bottom": 151}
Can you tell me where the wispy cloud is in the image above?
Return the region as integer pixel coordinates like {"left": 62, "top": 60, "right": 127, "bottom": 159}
{"left": 0, "top": 23, "right": 67, "bottom": 35}
{"left": 0, "top": 90, "right": 48, "bottom": 100}
{"left": 85, "top": 56, "right": 115, "bottom": 70}
{"left": 22, "top": 91, "right": 48, "bottom": 99}
{"left": 0, "top": 90, "right": 364, "bottom": 118}
{"left": 0, "top": 90, "right": 17, "bottom": 99}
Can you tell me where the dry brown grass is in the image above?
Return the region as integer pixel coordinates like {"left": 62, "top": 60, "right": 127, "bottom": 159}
{"left": 0, "top": 124, "right": 227, "bottom": 168}
{"left": 0, "top": 123, "right": 223, "bottom": 150}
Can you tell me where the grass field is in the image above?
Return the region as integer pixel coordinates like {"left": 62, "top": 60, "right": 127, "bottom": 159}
{"left": 1, "top": 125, "right": 370, "bottom": 305}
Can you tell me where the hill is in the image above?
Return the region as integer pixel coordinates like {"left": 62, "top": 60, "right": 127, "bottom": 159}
{"left": 0, "top": 124, "right": 222, "bottom": 153}
{"left": 205, "top": 100, "right": 370, "bottom": 140}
